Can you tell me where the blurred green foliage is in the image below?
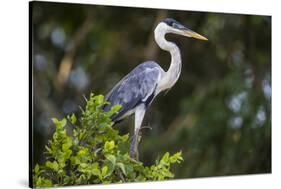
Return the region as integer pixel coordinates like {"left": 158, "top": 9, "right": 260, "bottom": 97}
{"left": 32, "top": 1, "right": 271, "bottom": 180}
{"left": 33, "top": 94, "right": 183, "bottom": 187}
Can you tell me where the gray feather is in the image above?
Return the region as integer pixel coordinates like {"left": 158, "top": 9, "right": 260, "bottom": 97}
{"left": 103, "top": 61, "right": 164, "bottom": 122}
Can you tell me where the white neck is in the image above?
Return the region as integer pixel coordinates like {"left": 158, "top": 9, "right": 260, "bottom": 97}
{"left": 154, "top": 23, "right": 182, "bottom": 94}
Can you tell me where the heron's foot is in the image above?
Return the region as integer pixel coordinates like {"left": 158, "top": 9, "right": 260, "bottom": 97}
{"left": 140, "top": 125, "right": 152, "bottom": 131}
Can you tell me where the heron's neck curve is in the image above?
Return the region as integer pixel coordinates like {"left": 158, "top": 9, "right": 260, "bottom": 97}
{"left": 154, "top": 24, "right": 182, "bottom": 93}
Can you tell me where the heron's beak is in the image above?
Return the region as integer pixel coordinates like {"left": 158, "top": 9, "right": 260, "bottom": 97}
{"left": 182, "top": 28, "right": 208, "bottom": 41}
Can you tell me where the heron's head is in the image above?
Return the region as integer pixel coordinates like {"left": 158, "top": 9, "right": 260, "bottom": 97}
{"left": 160, "top": 18, "right": 208, "bottom": 41}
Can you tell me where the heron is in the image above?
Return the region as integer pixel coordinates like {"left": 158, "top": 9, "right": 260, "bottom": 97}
{"left": 103, "top": 18, "right": 207, "bottom": 159}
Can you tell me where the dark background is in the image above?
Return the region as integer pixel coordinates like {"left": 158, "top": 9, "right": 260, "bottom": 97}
{"left": 32, "top": 2, "right": 271, "bottom": 179}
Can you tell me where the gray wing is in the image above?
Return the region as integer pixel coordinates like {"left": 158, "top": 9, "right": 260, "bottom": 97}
{"left": 103, "top": 61, "right": 163, "bottom": 122}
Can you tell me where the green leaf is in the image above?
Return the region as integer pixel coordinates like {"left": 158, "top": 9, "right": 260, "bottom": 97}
{"left": 91, "top": 168, "right": 100, "bottom": 177}
{"left": 170, "top": 151, "right": 184, "bottom": 163}
{"left": 70, "top": 113, "right": 77, "bottom": 124}
{"left": 117, "top": 162, "right": 126, "bottom": 176}
{"left": 105, "top": 154, "right": 116, "bottom": 166}
{"left": 45, "top": 161, "right": 52, "bottom": 169}
{"left": 94, "top": 95, "right": 104, "bottom": 105}
{"left": 35, "top": 177, "right": 53, "bottom": 187}
{"left": 45, "top": 161, "right": 59, "bottom": 171}
{"left": 62, "top": 137, "right": 72, "bottom": 152}
{"left": 107, "top": 105, "right": 122, "bottom": 116}
{"left": 45, "top": 145, "right": 52, "bottom": 154}
{"left": 70, "top": 156, "right": 80, "bottom": 165}
{"left": 161, "top": 152, "right": 170, "bottom": 163}
{"left": 52, "top": 118, "right": 67, "bottom": 128}
{"left": 51, "top": 118, "right": 59, "bottom": 125}
{"left": 90, "top": 163, "right": 100, "bottom": 176}
{"left": 101, "top": 165, "right": 108, "bottom": 178}
{"left": 60, "top": 118, "right": 67, "bottom": 128}
{"left": 110, "top": 104, "right": 121, "bottom": 112}
{"left": 34, "top": 164, "right": 40, "bottom": 173}
{"left": 62, "top": 143, "right": 70, "bottom": 152}
{"left": 121, "top": 134, "right": 129, "bottom": 142}
{"left": 80, "top": 163, "right": 88, "bottom": 169}
{"left": 77, "top": 148, "right": 88, "bottom": 156}
{"left": 52, "top": 161, "right": 59, "bottom": 171}
{"left": 104, "top": 140, "right": 115, "bottom": 152}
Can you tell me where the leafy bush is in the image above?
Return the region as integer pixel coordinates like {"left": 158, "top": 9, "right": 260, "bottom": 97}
{"left": 33, "top": 94, "right": 183, "bottom": 187}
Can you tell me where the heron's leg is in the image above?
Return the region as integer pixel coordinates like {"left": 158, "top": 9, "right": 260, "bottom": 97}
{"left": 129, "top": 104, "right": 146, "bottom": 160}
